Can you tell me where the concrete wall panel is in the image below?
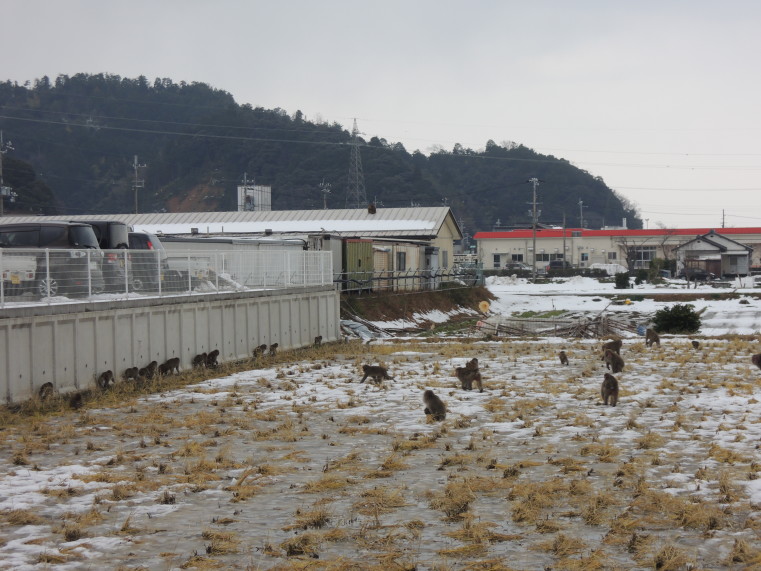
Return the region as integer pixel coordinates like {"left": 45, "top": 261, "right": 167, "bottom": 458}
{"left": 1, "top": 286, "right": 338, "bottom": 403}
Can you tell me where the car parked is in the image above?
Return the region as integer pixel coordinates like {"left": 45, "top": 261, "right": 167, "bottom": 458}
{"left": 504, "top": 262, "right": 531, "bottom": 272}
{"left": 128, "top": 230, "right": 170, "bottom": 291}
{"left": 0, "top": 221, "right": 105, "bottom": 297}
{"left": 546, "top": 260, "right": 572, "bottom": 271}
{"left": 75, "top": 220, "right": 130, "bottom": 292}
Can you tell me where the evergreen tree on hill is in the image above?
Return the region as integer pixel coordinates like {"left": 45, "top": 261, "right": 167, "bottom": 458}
{"left": 0, "top": 73, "right": 641, "bottom": 230}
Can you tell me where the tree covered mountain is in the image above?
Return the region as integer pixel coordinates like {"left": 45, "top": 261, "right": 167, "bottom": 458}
{"left": 0, "top": 73, "right": 641, "bottom": 233}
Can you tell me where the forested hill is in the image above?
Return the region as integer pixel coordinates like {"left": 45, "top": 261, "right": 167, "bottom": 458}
{"left": 0, "top": 73, "right": 641, "bottom": 233}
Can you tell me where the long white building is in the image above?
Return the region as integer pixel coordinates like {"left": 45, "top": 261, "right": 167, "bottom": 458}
{"left": 474, "top": 227, "right": 761, "bottom": 275}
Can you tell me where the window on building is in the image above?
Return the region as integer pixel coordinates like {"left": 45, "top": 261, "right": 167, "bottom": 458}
{"left": 633, "top": 246, "right": 656, "bottom": 268}
{"left": 493, "top": 254, "right": 501, "bottom": 268}
{"left": 511, "top": 254, "right": 524, "bottom": 262}
{"left": 581, "top": 253, "right": 589, "bottom": 262}
{"left": 536, "top": 253, "right": 550, "bottom": 262}
{"left": 572, "top": 231, "right": 582, "bottom": 237}
{"left": 607, "top": 251, "right": 617, "bottom": 261}
{"left": 396, "top": 251, "right": 406, "bottom": 271}
{"left": 442, "top": 250, "right": 449, "bottom": 268}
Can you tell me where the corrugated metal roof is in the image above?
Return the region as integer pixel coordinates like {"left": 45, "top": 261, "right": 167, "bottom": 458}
{"left": 474, "top": 227, "right": 761, "bottom": 240}
{"left": 1, "top": 207, "right": 462, "bottom": 239}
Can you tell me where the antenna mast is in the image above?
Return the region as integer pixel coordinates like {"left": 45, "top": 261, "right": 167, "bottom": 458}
{"left": 345, "top": 119, "right": 367, "bottom": 208}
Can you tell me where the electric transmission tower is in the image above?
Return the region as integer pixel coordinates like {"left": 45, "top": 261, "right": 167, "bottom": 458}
{"left": 344, "top": 118, "right": 367, "bottom": 208}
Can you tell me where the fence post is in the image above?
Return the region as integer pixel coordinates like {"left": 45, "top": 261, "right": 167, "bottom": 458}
{"left": 157, "top": 250, "right": 162, "bottom": 295}
{"left": 0, "top": 249, "right": 4, "bottom": 308}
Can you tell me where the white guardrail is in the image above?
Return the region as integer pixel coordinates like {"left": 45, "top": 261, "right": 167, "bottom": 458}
{"left": 0, "top": 248, "right": 333, "bottom": 307}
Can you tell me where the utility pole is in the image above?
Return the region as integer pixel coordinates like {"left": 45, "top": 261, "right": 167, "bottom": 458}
{"left": 132, "top": 155, "right": 146, "bottom": 214}
{"left": 528, "top": 178, "right": 541, "bottom": 282}
{"left": 0, "top": 131, "right": 15, "bottom": 217}
{"left": 319, "top": 180, "right": 332, "bottom": 210}
{"left": 562, "top": 212, "right": 567, "bottom": 265}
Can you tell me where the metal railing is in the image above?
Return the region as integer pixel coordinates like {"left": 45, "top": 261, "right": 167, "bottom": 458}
{"left": 0, "top": 248, "right": 333, "bottom": 307}
{"left": 338, "top": 266, "right": 483, "bottom": 293}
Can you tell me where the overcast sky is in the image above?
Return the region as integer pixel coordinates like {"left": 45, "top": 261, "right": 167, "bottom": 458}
{"left": 4, "top": 0, "right": 761, "bottom": 229}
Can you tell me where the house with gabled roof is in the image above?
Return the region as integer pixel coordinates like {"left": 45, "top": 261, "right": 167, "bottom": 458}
{"left": 674, "top": 230, "right": 753, "bottom": 277}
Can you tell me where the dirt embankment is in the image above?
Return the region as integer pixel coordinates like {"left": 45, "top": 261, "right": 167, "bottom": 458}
{"left": 340, "top": 285, "right": 495, "bottom": 323}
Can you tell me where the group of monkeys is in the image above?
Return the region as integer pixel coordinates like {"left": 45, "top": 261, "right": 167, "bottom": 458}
{"left": 358, "top": 356, "right": 486, "bottom": 422}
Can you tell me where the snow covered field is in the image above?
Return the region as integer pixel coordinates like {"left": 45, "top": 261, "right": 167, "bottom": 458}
{"left": 1, "top": 277, "right": 760, "bottom": 569}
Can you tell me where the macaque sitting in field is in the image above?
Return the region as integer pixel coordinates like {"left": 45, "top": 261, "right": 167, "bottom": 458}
{"left": 559, "top": 350, "right": 569, "bottom": 366}
{"left": 691, "top": 340, "right": 700, "bottom": 350}
{"left": 359, "top": 364, "right": 394, "bottom": 384}
{"left": 423, "top": 389, "right": 446, "bottom": 421}
{"left": 601, "top": 373, "right": 619, "bottom": 406}
{"left": 603, "top": 348, "right": 625, "bottom": 374}
{"left": 38, "top": 382, "right": 55, "bottom": 401}
{"left": 269, "top": 343, "right": 279, "bottom": 357}
{"left": 314, "top": 335, "right": 323, "bottom": 347}
{"left": 752, "top": 353, "right": 761, "bottom": 370}
{"left": 601, "top": 338, "right": 622, "bottom": 357}
{"left": 645, "top": 328, "right": 660, "bottom": 348}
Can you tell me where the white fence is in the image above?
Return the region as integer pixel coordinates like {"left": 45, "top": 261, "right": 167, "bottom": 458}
{"left": 0, "top": 248, "right": 333, "bottom": 307}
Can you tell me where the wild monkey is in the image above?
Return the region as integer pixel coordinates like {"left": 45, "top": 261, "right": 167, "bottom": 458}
{"left": 359, "top": 364, "right": 394, "bottom": 383}
{"left": 752, "top": 353, "right": 761, "bottom": 370}
{"left": 145, "top": 361, "right": 158, "bottom": 379}
{"left": 603, "top": 348, "right": 625, "bottom": 374}
{"left": 252, "top": 344, "right": 267, "bottom": 358}
{"left": 465, "top": 357, "right": 479, "bottom": 371}
{"left": 691, "top": 340, "right": 700, "bottom": 350}
{"left": 269, "top": 343, "right": 279, "bottom": 357}
{"left": 601, "top": 338, "right": 622, "bottom": 358}
{"left": 123, "top": 367, "right": 139, "bottom": 382}
{"left": 205, "top": 350, "right": 219, "bottom": 368}
{"left": 423, "top": 390, "right": 446, "bottom": 421}
{"left": 192, "top": 353, "right": 207, "bottom": 369}
{"left": 454, "top": 366, "right": 483, "bottom": 392}
{"left": 69, "top": 392, "right": 84, "bottom": 410}
{"left": 559, "top": 350, "right": 569, "bottom": 365}
{"left": 96, "top": 370, "right": 114, "bottom": 389}
{"left": 645, "top": 328, "right": 660, "bottom": 348}
{"left": 38, "top": 382, "right": 55, "bottom": 401}
{"left": 601, "top": 373, "right": 619, "bottom": 406}
{"left": 158, "top": 363, "right": 170, "bottom": 376}
{"left": 314, "top": 335, "right": 323, "bottom": 347}
{"left": 164, "top": 357, "right": 181, "bottom": 374}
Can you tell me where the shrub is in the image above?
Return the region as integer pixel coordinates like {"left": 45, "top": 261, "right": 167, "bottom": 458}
{"left": 614, "top": 272, "right": 630, "bottom": 289}
{"left": 652, "top": 303, "right": 701, "bottom": 334}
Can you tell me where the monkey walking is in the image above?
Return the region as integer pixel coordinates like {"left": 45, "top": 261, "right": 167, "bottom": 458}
{"left": 454, "top": 366, "right": 483, "bottom": 392}
{"left": 359, "top": 364, "right": 394, "bottom": 384}
{"left": 752, "top": 353, "right": 761, "bottom": 370}
{"left": 465, "top": 357, "right": 478, "bottom": 370}
{"left": 559, "top": 350, "right": 569, "bottom": 365}
{"left": 192, "top": 353, "right": 207, "bottom": 369}
{"left": 269, "top": 343, "right": 279, "bottom": 357}
{"left": 206, "top": 350, "right": 219, "bottom": 368}
{"left": 423, "top": 390, "right": 446, "bottom": 421}
{"left": 164, "top": 357, "right": 180, "bottom": 374}
{"left": 601, "top": 373, "right": 619, "bottom": 406}
{"left": 601, "top": 338, "right": 622, "bottom": 357}
{"left": 603, "top": 348, "right": 625, "bottom": 374}
{"left": 645, "top": 328, "right": 660, "bottom": 348}
{"left": 96, "top": 370, "right": 114, "bottom": 389}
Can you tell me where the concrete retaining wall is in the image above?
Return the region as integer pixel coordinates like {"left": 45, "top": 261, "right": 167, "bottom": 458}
{"left": 0, "top": 286, "right": 339, "bottom": 403}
